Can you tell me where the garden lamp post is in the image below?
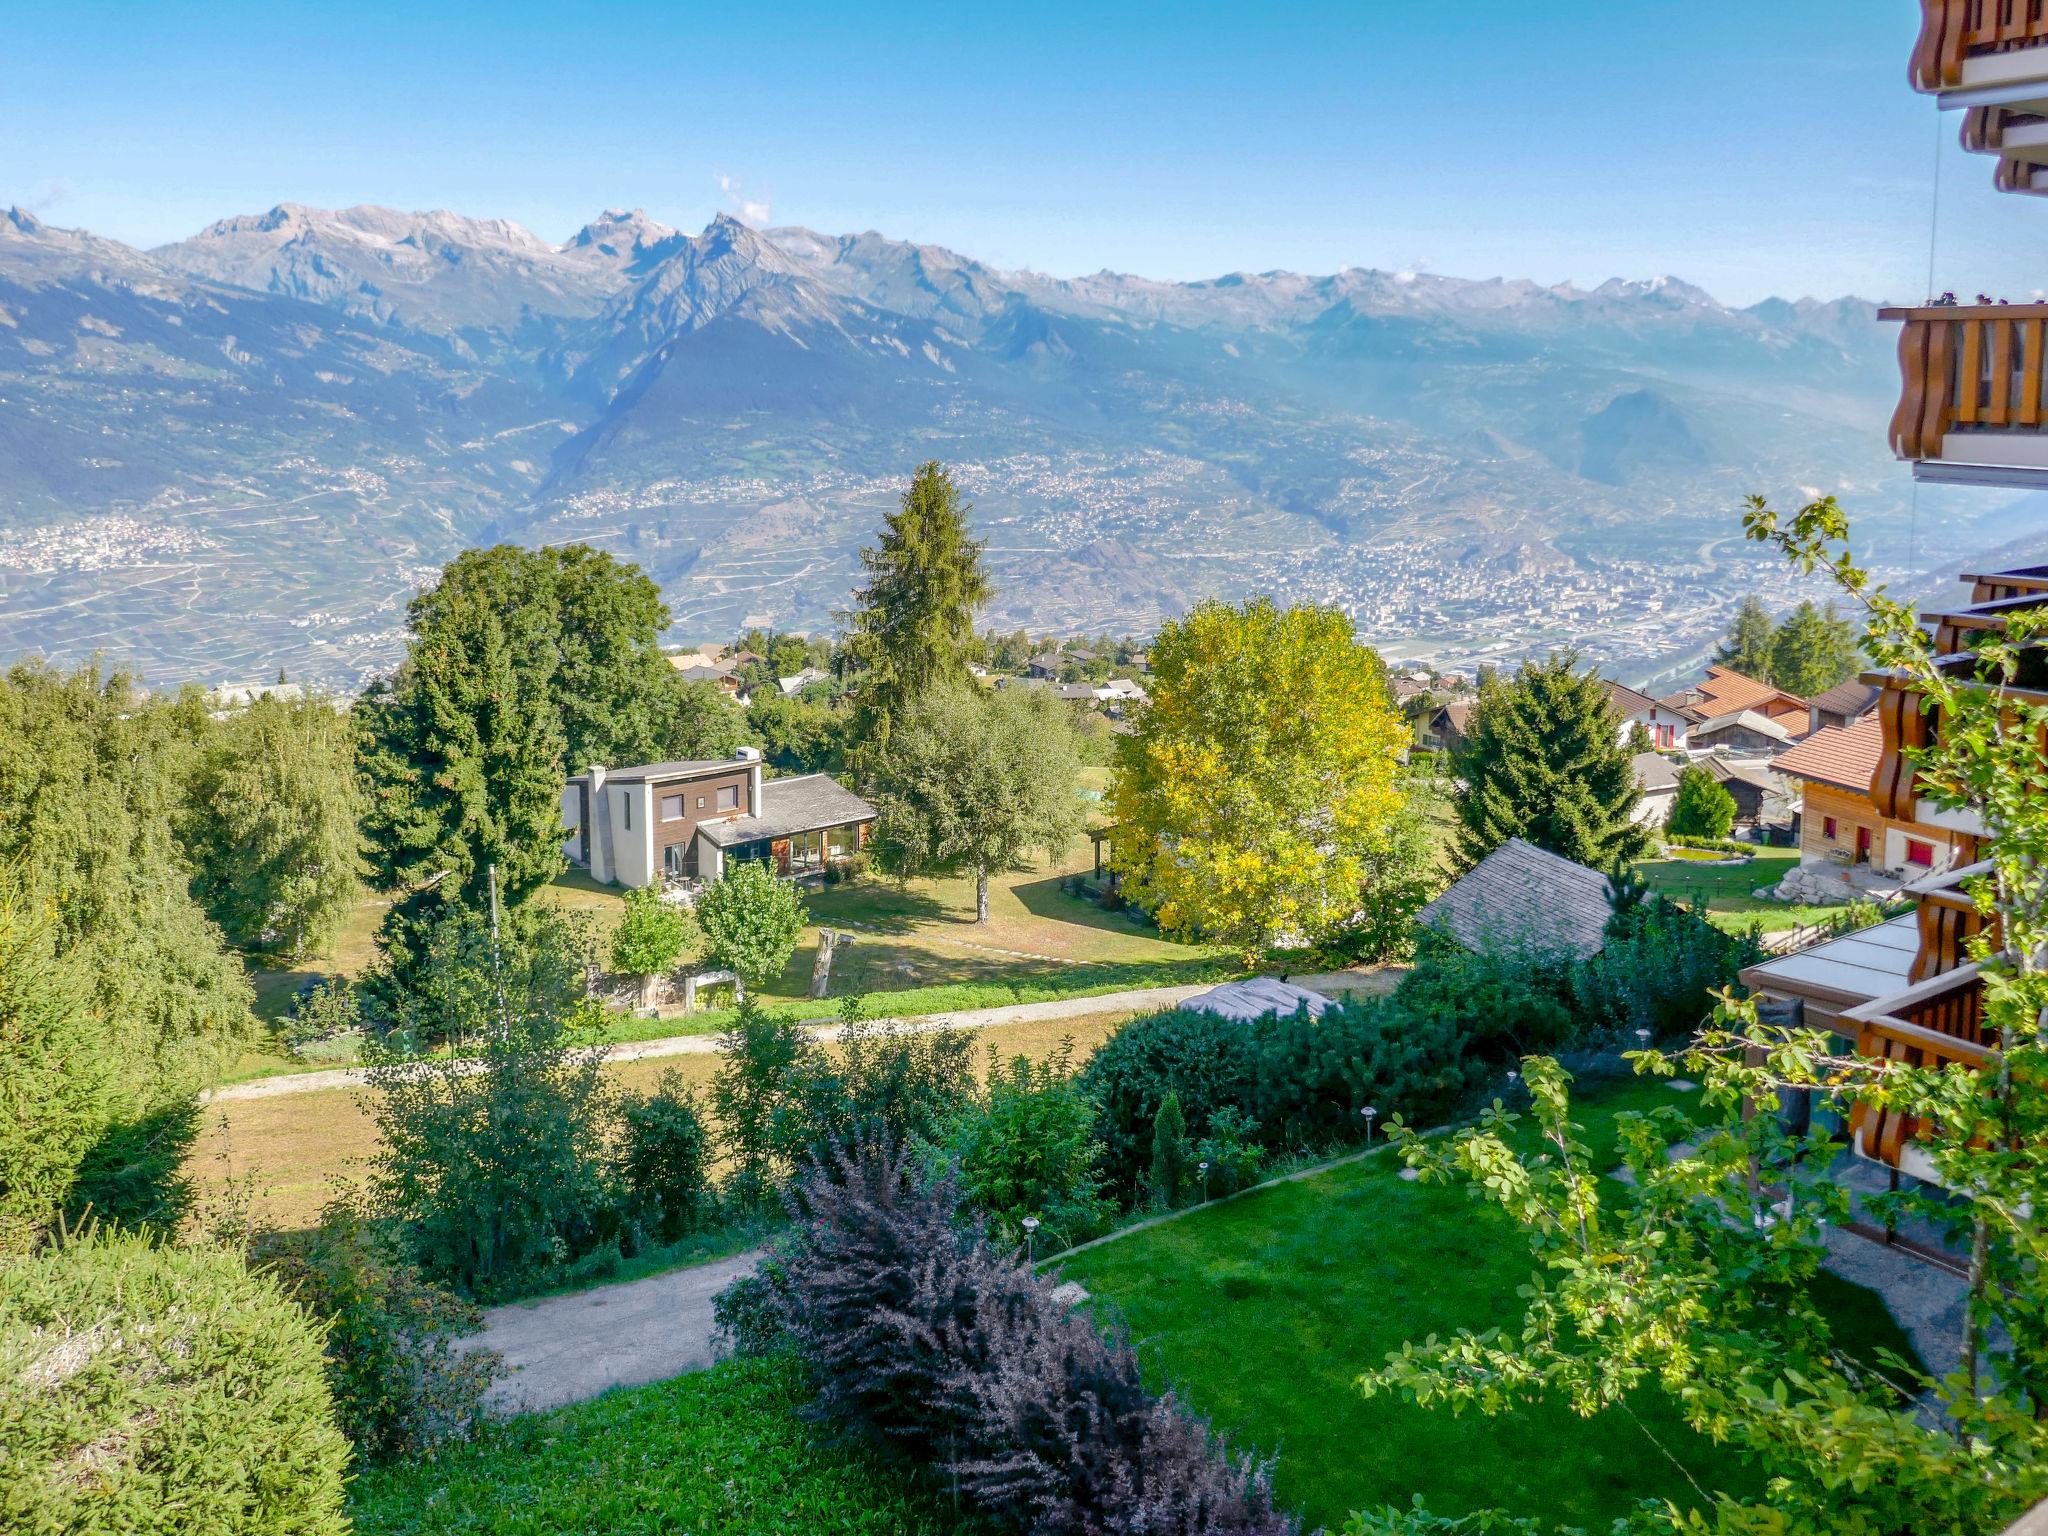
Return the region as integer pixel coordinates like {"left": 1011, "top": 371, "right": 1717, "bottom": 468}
{"left": 1362, "top": 1105, "right": 1378, "bottom": 1144}
{"left": 1022, "top": 1215, "right": 1040, "bottom": 1264}
{"left": 1198, "top": 1160, "right": 1210, "bottom": 1201}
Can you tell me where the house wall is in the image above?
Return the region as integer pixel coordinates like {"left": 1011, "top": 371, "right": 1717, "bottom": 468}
{"left": 650, "top": 766, "right": 753, "bottom": 878}
{"left": 1632, "top": 787, "right": 1676, "bottom": 827}
{"left": 606, "top": 782, "right": 656, "bottom": 889}
{"left": 1798, "top": 781, "right": 1959, "bottom": 874}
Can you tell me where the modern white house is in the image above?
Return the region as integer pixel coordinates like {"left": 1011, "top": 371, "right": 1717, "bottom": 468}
{"left": 561, "top": 748, "right": 875, "bottom": 888}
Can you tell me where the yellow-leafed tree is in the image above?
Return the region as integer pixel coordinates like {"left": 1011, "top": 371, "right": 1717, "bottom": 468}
{"left": 1109, "top": 598, "right": 1409, "bottom": 964}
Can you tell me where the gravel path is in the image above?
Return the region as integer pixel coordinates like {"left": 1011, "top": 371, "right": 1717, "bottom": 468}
{"left": 203, "top": 972, "right": 1394, "bottom": 1104}
{"left": 470, "top": 1249, "right": 765, "bottom": 1414}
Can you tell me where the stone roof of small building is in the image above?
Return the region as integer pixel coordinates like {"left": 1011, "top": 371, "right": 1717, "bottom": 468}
{"left": 697, "top": 772, "right": 876, "bottom": 847}
{"left": 1179, "top": 977, "right": 1334, "bottom": 1024}
{"left": 1770, "top": 713, "right": 1882, "bottom": 794}
{"left": 1689, "top": 708, "right": 1794, "bottom": 745}
{"left": 1417, "top": 837, "right": 1615, "bottom": 961}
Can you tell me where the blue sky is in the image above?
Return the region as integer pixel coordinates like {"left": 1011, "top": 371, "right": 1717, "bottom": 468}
{"left": 1, "top": 1, "right": 2028, "bottom": 305}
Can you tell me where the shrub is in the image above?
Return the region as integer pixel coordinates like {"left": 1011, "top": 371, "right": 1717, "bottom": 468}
{"left": 1246, "top": 997, "right": 1480, "bottom": 1152}
{"left": 763, "top": 1144, "right": 1300, "bottom": 1536}
{"left": 1663, "top": 832, "right": 1751, "bottom": 855}
{"left": 711, "top": 994, "right": 827, "bottom": 1208}
{"left": 1574, "top": 893, "right": 1761, "bottom": 1041}
{"left": 778, "top": 999, "right": 977, "bottom": 1171}
{"left": 610, "top": 886, "right": 691, "bottom": 1009}
{"left": 618, "top": 1072, "right": 713, "bottom": 1244}
{"left": 63, "top": 1101, "right": 202, "bottom": 1236}
{"left": 1391, "top": 940, "right": 1578, "bottom": 1059}
{"left": 1669, "top": 764, "right": 1738, "bottom": 841}
{"left": 696, "top": 861, "right": 806, "bottom": 986}
{"left": 1193, "top": 1105, "right": 1267, "bottom": 1197}
{"left": 250, "top": 1197, "right": 497, "bottom": 1461}
{"left": 944, "top": 1042, "right": 1112, "bottom": 1250}
{"left": 0, "top": 1228, "right": 349, "bottom": 1534}
{"left": 1077, "top": 1007, "right": 1262, "bottom": 1195}
{"left": 368, "top": 982, "right": 617, "bottom": 1300}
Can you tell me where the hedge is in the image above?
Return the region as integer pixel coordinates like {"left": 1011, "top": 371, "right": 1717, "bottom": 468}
{"left": 0, "top": 1229, "right": 349, "bottom": 1535}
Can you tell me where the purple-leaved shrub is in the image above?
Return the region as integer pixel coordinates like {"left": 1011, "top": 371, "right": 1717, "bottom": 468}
{"left": 760, "top": 1140, "right": 1302, "bottom": 1536}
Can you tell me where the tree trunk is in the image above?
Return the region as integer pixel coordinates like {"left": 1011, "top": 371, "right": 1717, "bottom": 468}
{"left": 976, "top": 865, "right": 990, "bottom": 924}
{"left": 640, "top": 972, "right": 659, "bottom": 1011}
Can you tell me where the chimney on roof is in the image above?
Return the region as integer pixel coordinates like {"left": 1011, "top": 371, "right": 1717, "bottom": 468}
{"left": 588, "top": 765, "right": 607, "bottom": 793}
{"left": 734, "top": 746, "right": 763, "bottom": 814}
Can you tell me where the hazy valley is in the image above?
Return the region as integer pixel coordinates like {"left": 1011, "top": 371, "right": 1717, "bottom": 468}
{"left": 1, "top": 200, "right": 2024, "bottom": 689}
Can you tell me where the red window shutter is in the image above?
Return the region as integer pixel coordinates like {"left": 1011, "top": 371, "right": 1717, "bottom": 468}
{"left": 1906, "top": 839, "right": 1934, "bottom": 867}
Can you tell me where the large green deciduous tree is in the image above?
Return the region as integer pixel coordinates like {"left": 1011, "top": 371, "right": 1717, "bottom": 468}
{"left": 839, "top": 462, "right": 991, "bottom": 773}
{"left": 1713, "top": 594, "right": 1778, "bottom": 680}
{"left": 183, "top": 693, "right": 363, "bottom": 958}
{"left": 1768, "top": 597, "right": 1860, "bottom": 698}
{"left": 1451, "top": 652, "right": 1651, "bottom": 873}
{"left": 610, "top": 885, "right": 692, "bottom": 1008}
{"left": 867, "top": 684, "right": 1085, "bottom": 923}
{"left": 1110, "top": 598, "right": 1410, "bottom": 963}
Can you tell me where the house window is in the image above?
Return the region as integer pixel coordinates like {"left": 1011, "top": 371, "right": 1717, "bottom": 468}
{"left": 623, "top": 794, "right": 631, "bottom": 831}
{"left": 1906, "top": 839, "right": 1935, "bottom": 868}
{"left": 716, "top": 785, "right": 740, "bottom": 812}
{"left": 1822, "top": 816, "right": 1837, "bottom": 840}
{"left": 696, "top": 796, "right": 706, "bottom": 809}
{"left": 661, "top": 794, "right": 684, "bottom": 821}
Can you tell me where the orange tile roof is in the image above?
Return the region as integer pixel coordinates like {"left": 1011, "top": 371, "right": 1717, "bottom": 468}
{"left": 1770, "top": 713, "right": 1881, "bottom": 794}
{"left": 1696, "top": 665, "right": 1806, "bottom": 716}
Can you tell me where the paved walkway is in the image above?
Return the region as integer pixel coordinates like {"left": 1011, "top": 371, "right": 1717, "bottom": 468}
{"left": 470, "top": 1248, "right": 764, "bottom": 1414}
{"left": 203, "top": 969, "right": 1393, "bottom": 1103}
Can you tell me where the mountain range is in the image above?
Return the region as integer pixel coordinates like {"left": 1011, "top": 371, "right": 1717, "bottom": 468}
{"left": 0, "top": 201, "right": 2007, "bottom": 687}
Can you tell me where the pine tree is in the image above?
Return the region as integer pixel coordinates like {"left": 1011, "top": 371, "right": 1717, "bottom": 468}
{"left": 1150, "top": 1091, "right": 1190, "bottom": 1209}
{"left": 1714, "top": 596, "right": 1778, "bottom": 682}
{"left": 1452, "top": 652, "right": 1652, "bottom": 872}
{"left": 1768, "top": 599, "right": 1859, "bottom": 698}
{"left": 839, "top": 462, "right": 991, "bottom": 774}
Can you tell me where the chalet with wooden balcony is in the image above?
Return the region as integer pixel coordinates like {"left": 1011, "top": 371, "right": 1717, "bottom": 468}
{"left": 1739, "top": 565, "right": 2041, "bottom": 1186}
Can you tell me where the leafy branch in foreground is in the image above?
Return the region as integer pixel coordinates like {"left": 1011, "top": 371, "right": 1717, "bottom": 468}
{"left": 1358, "top": 498, "right": 2048, "bottom": 1535}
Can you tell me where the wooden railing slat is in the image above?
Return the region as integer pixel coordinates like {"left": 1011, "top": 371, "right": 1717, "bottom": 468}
{"left": 2024, "top": 320, "right": 2045, "bottom": 424}
{"left": 1992, "top": 318, "right": 2015, "bottom": 422}
{"left": 1959, "top": 320, "right": 1984, "bottom": 423}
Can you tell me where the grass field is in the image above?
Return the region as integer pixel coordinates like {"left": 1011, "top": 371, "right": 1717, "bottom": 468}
{"left": 1055, "top": 1075, "right": 1922, "bottom": 1532}
{"left": 348, "top": 1353, "right": 962, "bottom": 1536}
{"left": 1637, "top": 846, "right": 1856, "bottom": 934}
{"left": 229, "top": 834, "right": 1218, "bottom": 1082}
{"left": 190, "top": 1008, "right": 1140, "bottom": 1232}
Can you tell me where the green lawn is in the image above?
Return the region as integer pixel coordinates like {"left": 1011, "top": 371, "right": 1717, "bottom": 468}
{"left": 1638, "top": 847, "right": 1855, "bottom": 934}
{"left": 229, "top": 841, "right": 1226, "bottom": 1083}
{"left": 1056, "top": 1076, "right": 1921, "bottom": 1532}
{"left": 348, "top": 1354, "right": 963, "bottom": 1535}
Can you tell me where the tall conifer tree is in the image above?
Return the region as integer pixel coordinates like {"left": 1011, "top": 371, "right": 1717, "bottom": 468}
{"left": 1452, "top": 652, "right": 1651, "bottom": 872}
{"left": 839, "top": 462, "right": 990, "bottom": 773}
{"left": 1713, "top": 596, "right": 1778, "bottom": 681}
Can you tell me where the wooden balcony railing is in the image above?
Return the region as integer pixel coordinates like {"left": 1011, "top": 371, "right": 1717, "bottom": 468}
{"left": 1914, "top": 0, "right": 2048, "bottom": 93}
{"left": 1846, "top": 966, "right": 1993, "bottom": 1170}
{"left": 1907, "top": 859, "right": 1998, "bottom": 980}
{"left": 1965, "top": 564, "right": 2048, "bottom": 603}
{"left": 1871, "top": 677, "right": 1936, "bottom": 820}
{"left": 1883, "top": 305, "right": 2048, "bottom": 464}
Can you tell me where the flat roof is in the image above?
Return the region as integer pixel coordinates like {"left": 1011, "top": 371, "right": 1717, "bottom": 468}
{"left": 1740, "top": 912, "right": 1918, "bottom": 1009}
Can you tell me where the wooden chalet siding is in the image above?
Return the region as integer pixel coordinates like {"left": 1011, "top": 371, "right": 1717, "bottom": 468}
{"left": 1801, "top": 782, "right": 1881, "bottom": 867}
{"left": 1914, "top": 886, "right": 1992, "bottom": 981}
{"left": 1912, "top": 0, "right": 2048, "bottom": 93}
{"left": 1872, "top": 680, "right": 1933, "bottom": 820}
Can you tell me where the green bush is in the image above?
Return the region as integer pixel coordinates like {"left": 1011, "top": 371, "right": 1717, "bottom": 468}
{"left": 943, "top": 1042, "right": 1111, "bottom": 1250}
{"left": 1077, "top": 1006, "right": 1262, "bottom": 1195}
{"left": 618, "top": 1072, "right": 713, "bottom": 1244}
{"left": 1247, "top": 995, "right": 1479, "bottom": 1151}
{"left": 697, "top": 861, "right": 807, "bottom": 985}
{"left": 367, "top": 981, "right": 617, "bottom": 1300}
{"left": 1662, "top": 832, "right": 1751, "bottom": 856}
{"left": 1391, "top": 940, "right": 1578, "bottom": 1059}
{"left": 1151, "top": 1091, "right": 1192, "bottom": 1208}
{"left": 251, "top": 1199, "right": 497, "bottom": 1462}
{"left": 1669, "top": 764, "right": 1738, "bottom": 841}
{"left": 1574, "top": 892, "right": 1762, "bottom": 1041}
{"left": 0, "top": 1229, "right": 349, "bottom": 1535}
{"left": 1193, "top": 1105, "right": 1266, "bottom": 1197}
{"left": 347, "top": 1353, "right": 961, "bottom": 1536}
